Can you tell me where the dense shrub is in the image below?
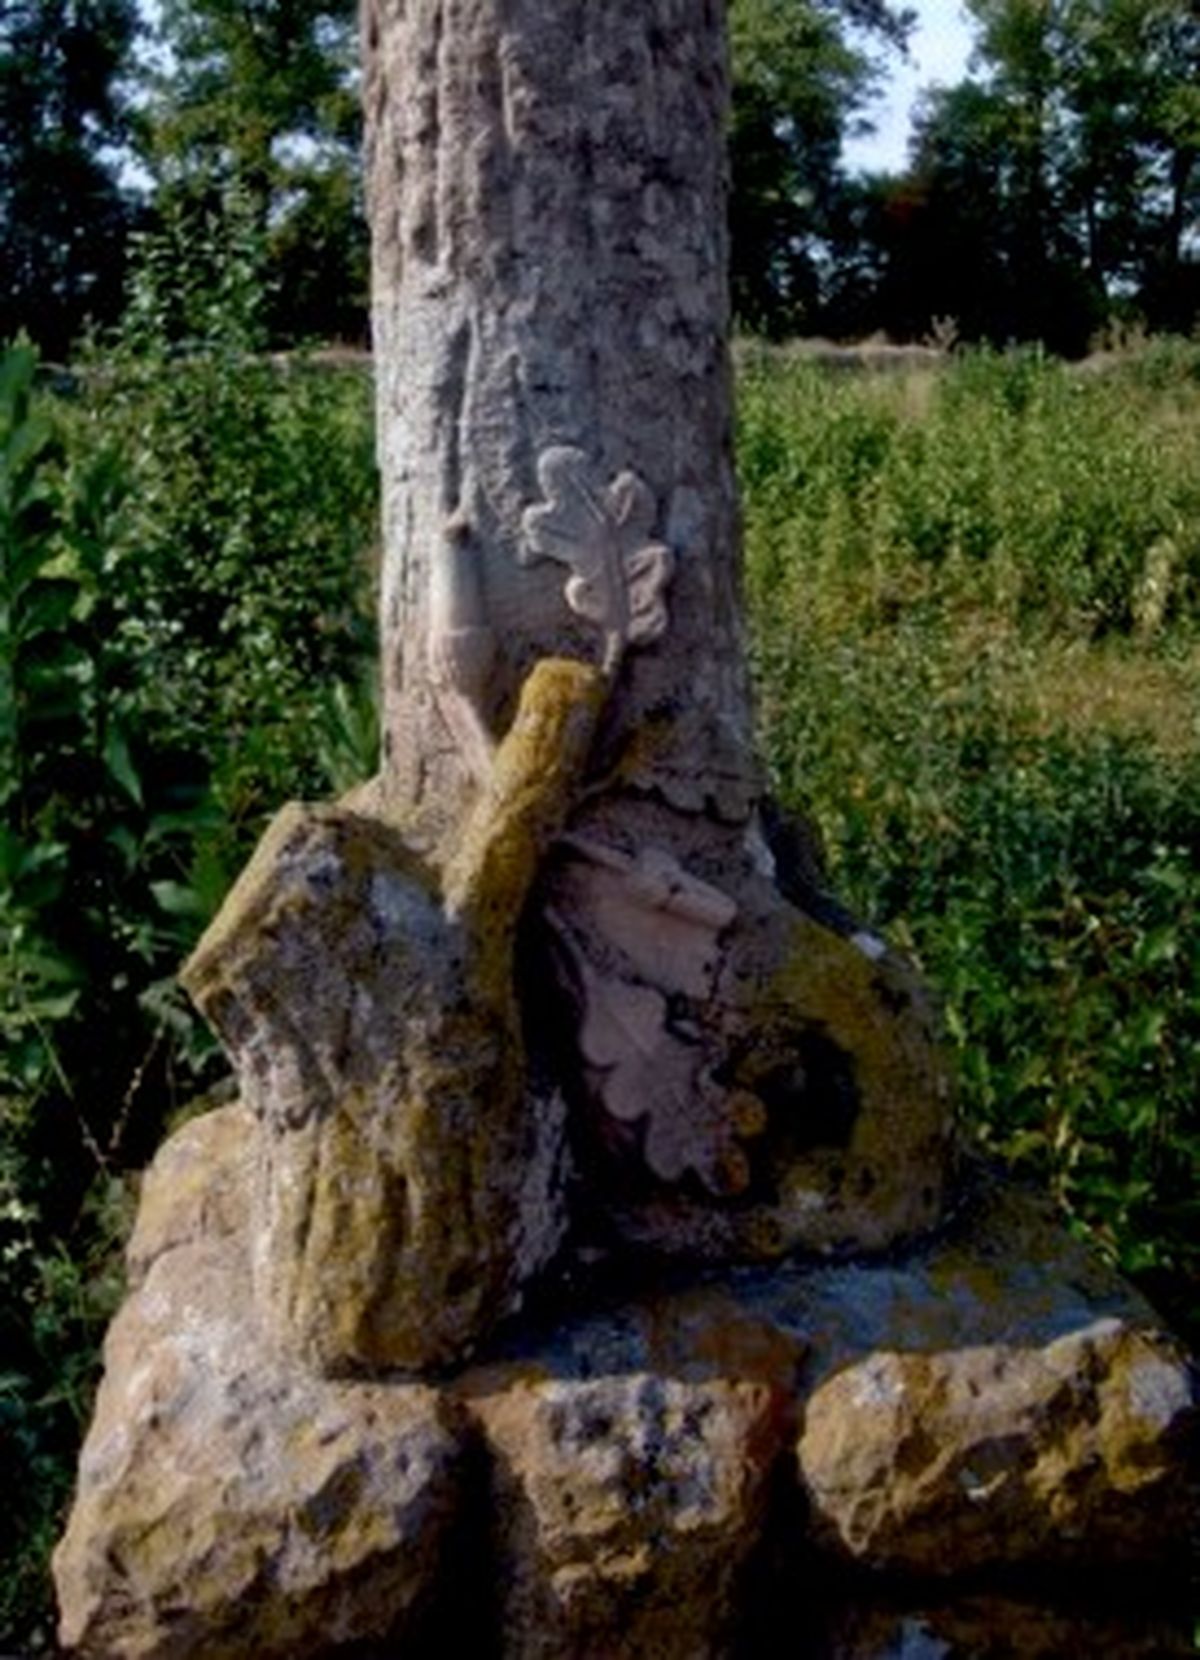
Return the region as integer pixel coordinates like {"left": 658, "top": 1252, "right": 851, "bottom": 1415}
{"left": 739, "top": 341, "right": 1200, "bottom": 635}
{"left": 0, "top": 265, "right": 378, "bottom": 1642}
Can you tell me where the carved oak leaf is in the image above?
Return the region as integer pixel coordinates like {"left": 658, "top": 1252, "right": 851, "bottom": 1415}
{"left": 521, "top": 446, "right": 674, "bottom": 671}
{"left": 571, "top": 957, "right": 749, "bottom": 1195}
{"left": 557, "top": 836, "right": 737, "bottom": 999}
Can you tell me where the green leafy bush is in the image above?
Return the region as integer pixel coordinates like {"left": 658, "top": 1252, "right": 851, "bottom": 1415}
{"left": 1, "top": 340, "right": 203, "bottom": 1647}
{"left": 75, "top": 201, "right": 379, "bottom": 823}
{"left": 0, "top": 210, "right": 379, "bottom": 1644}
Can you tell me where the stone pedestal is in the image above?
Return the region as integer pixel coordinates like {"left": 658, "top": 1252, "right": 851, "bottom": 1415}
{"left": 54, "top": 1104, "right": 1196, "bottom": 1659}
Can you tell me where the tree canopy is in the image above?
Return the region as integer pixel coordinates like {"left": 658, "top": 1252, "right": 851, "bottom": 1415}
{"left": 0, "top": 0, "right": 139, "bottom": 356}
{"left": 0, "top": 0, "right": 1195, "bottom": 354}
{"left": 728, "top": 0, "right": 914, "bottom": 334}
{"left": 143, "top": 0, "right": 367, "bottom": 343}
{"left": 845, "top": 0, "right": 1199, "bottom": 350}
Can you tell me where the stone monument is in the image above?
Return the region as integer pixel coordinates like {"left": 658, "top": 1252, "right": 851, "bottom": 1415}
{"left": 54, "top": 3, "right": 1195, "bottom": 1655}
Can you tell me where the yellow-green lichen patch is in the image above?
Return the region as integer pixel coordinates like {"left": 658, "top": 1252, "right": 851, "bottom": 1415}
{"left": 444, "top": 657, "right": 607, "bottom": 996}
{"left": 182, "top": 803, "right": 437, "bottom": 1010}
{"left": 733, "top": 909, "right": 953, "bottom": 1251}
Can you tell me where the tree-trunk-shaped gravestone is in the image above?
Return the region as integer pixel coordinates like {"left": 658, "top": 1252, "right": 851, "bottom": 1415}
{"left": 54, "top": 5, "right": 1195, "bottom": 1657}
{"left": 172, "top": 0, "right": 953, "bottom": 1381}
{"left": 356, "top": 0, "right": 954, "bottom": 1286}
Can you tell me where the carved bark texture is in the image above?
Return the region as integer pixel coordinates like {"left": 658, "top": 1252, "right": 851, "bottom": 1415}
{"left": 363, "top": 0, "right": 754, "bottom": 844}
{"left": 363, "top": 0, "right": 954, "bottom": 1253}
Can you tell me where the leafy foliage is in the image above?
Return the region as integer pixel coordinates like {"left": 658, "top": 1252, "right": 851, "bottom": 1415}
{"left": 0, "top": 339, "right": 204, "bottom": 1648}
{"left": 0, "top": 219, "right": 378, "bottom": 1644}
{"left": 143, "top": 0, "right": 367, "bottom": 344}
{"left": 842, "top": 0, "right": 1200, "bottom": 348}
{"left": 728, "top": 0, "right": 912, "bottom": 334}
{"left": 0, "top": 0, "right": 139, "bottom": 355}
{"left": 0, "top": 0, "right": 1194, "bottom": 355}
{"left": 92, "top": 204, "right": 379, "bottom": 805}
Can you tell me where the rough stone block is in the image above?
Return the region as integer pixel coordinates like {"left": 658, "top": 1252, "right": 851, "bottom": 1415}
{"left": 124, "top": 1096, "right": 253, "bottom": 1289}
{"left": 777, "top": 1177, "right": 1197, "bottom": 1581}
{"left": 53, "top": 1237, "right": 466, "bottom": 1659}
{"left": 55, "top": 1114, "right": 1196, "bottom": 1660}
{"left": 461, "top": 1287, "right": 800, "bottom": 1660}
{"left": 798, "top": 1317, "right": 1194, "bottom": 1576}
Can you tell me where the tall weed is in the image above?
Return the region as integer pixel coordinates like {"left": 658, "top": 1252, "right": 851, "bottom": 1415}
{"left": 740, "top": 343, "right": 1200, "bottom": 635}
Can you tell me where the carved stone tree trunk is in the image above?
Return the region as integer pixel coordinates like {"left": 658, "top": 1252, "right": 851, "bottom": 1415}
{"left": 364, "top": 0, "right": 753, "bottom": 837}
{"left": 359, "top": 0, "right": 952, "bottom": 1269}
{"left": 127, "top": 0, "right": 953, "bottom": 1387}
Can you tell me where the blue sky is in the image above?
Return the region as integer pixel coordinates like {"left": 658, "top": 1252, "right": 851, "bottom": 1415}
{"left": 844, "top": 0, "right": 976, "bottom": 174}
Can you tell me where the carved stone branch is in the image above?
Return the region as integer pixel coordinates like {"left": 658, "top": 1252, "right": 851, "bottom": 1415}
{"left": 181, "top": 658, "right": 607, "bottom": 1376}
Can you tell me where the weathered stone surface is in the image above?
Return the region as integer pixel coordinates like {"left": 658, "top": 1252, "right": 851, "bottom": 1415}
{"left": 124, "top": 1097, "right": 253, "bottom": 1289}
{"left": 471, "top": 1376, "right": 781, "bottom": 1659}
{"left": 180, "top": 657, "right": 605, "bottom": 1376}
{"left": 799, "top": 1316, "right": 1194, "bottom": 1576}
{"left": 579, "top": 896, "right": 955, "bottom": 1260}
{"left": 53, "top": 1, "right": 1198, "bottom": 1655}
{"left": 53, "top": 1238, "right": 465, "bottom": 1660}
{"left": 56, "top": 1120, "right": 1196, "bottom": 1659}
{"left": 783, "top": 1179, "right": 1197, "bottom": 1580}
{"left": 448, "top": 1178, "right": 1193, "bottom": 1656}
{"left": 459, "top": 1286, "right": 800, "bottom": 1660}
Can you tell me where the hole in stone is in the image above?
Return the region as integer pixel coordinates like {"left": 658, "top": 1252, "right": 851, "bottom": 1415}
{"left": 756, "top": 1032, "right": 860, "bottom": 1153}
{"left": 877, "top": 979, "right": 912, "bottom": 1017}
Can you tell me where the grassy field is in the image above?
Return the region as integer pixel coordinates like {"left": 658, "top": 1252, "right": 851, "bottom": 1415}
{"left": 739, "top": 340, "right": 1200, "bottom": 1337}
{"left": 1, "top": 332, "right": 1198, "bottom": 1645}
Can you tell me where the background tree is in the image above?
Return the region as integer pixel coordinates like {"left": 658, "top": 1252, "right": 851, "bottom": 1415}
{"left": 844, "top": 0, "right": 1199, "bottom": 350}
{"left": 0, "top": 0, "right": 138, "bottom": 357}
{"left": 1053, "top": 0, "right": 1198, "bottom": 332}
{"left": 895, "top": 75, "right": 1096, "bottom": 352}
{"left": 143, "top": 0, "right": 367, "bottom": 344}
{"left": 728, "top": 0, "right": 913, "bottom": 335}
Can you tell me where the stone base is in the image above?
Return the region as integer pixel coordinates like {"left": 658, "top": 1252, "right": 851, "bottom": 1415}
{"left": 55, "top": 1105, "right": 1196, "bottom": 1658}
